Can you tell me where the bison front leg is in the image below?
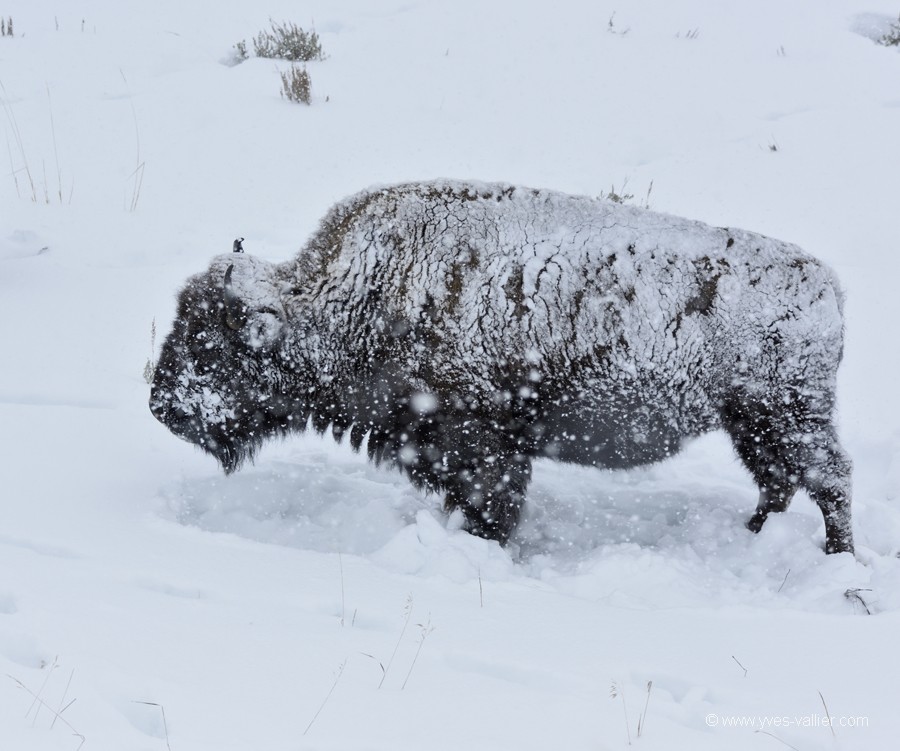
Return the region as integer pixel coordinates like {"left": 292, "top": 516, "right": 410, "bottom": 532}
{"left": 440, "top": 433, "right": 532, "bottom": 545}
{"left": 747, "top": 484, "right": 798, "bottom": 535}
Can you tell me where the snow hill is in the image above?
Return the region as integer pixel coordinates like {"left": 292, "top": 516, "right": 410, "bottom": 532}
{"left": 1, "top": 1, "right": 899, "bottom": 749}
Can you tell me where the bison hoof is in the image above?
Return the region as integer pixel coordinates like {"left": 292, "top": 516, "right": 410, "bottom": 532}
{"left": 746, "top": 512, "right": 767, "bottom": 534}
{"left": 824, "top": 537, "right": 854, "bottom": 556}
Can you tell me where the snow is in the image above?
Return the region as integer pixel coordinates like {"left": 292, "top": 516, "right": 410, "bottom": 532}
{"left": 1, "top": 1, "right": 900, "bottom": 749}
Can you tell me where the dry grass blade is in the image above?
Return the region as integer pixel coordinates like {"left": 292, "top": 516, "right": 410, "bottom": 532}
{"left": 1, "top": 79, "right": 37, "bottom": 201}
{"left": 777, "top": 568, "right": 791, "bottom": 593}
{"left": 636, "top": 680, "right": 653, "bottom": 738}
{"left": 46, "top": 84, "right": 64, "bottom": 203}
{"left": 27, "top": 656, "right": 58, "bottom": 722}
{"left": 120, "top": 69, "right": 144, "bottom": 211}
{"left": 818, "top": 690, "right": 836, "bottom": 738}
{"left": 304, "top": 660, "right": 346, "bottom": 736}
{"left": 133, "top": 701, "right": 171, "bottom": 751}
{"left": 754, "top": 729, "right": 799, "bottom": 750}
{"left": 8, "top": 673, "right": 85, "bottom": 749}
{"left": 51, "top": 668, "right": 76, "bottom": 730}
{"left": 610, "top": 681, "right": 632, "bottom": 745}
{"left": 844, "top": 588, "right": 872, "bottom": 615}
{"left": 339, "top": 552, "right": 345, "bottom": 627}
{"left": 378, "top": 594, "right": 413, "bottom": 689}
{"left": 401, "top": 615, "right": 434, "bottom": 690}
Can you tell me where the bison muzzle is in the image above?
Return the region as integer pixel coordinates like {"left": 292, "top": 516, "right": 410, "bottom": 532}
{"left": 150, "top": 180, "right": 853, "bottom": 554}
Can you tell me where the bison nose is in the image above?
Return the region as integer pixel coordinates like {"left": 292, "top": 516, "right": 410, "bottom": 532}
{"left": 149, "top": 393, "right": 186, "bottom": 423}
{"left": 149, "top": 400, "right": 196, "bottom": 441}
{"left": 149, "top": 397, "right": 167, "bottom": 422}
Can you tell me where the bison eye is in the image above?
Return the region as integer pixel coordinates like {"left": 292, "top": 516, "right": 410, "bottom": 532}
{"left": 225, "top": 309, "right": 246, "bottom": 331}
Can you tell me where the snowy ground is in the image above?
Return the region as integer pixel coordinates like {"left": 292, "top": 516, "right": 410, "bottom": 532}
{"left": 2, "top": 1, "right": 900, "bottom": 749}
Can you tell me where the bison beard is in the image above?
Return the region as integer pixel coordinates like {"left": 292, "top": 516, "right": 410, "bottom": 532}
{"left": 149, "top": 180, "right": 854, "bottom": 554}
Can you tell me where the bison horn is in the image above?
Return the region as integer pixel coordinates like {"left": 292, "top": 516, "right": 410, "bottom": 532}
{"left": 223, "top": 264, "right": 246, "bottom": 330}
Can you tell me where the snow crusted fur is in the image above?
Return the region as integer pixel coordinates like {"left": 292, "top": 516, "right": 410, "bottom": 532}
{"left": 150, "top": 180, "right": 853, "bottom": 554}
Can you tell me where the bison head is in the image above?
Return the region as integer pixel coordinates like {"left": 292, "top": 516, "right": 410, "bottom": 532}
{"left": 149, "top": 254, "right": 294, "bottom": 472}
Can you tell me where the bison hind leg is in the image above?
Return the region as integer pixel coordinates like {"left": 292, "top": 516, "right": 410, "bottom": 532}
{"left": 720, "top": 389, "right": 853, "bottom": 555}
{"left": 801, "top": 442, "right": 853, "bottom": 554}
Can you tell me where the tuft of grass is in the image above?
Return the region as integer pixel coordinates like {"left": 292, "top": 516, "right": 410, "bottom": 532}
{"left": 280, "top": 65, "right": 312, "bottom": 104}
{"left": 607, "top": 12, "right": 630, "bottom": 36}
{"left": 2, "top": 81, "right": 73, "bottom": 204}
{"left": 600, "top": 182, "right": 634, "bottom": 205}
{"left": 676, "top": 28, "right": 700, "bottom": 40}
{"left": 878, "top": 14, "right": 900, "bottom": 46}
{"left": 599, "top": 178, "right": 653, "bottom": 209}
{"left": 253, "top": 19, "right": 324, "bottom": 62}
{"left": 1, "top": 80, "right": 37, "bottom": 201}
{"left": 1, "top": 16, "right": 13, "bottom": 37}
{"left": 9, "top": 664, "right": 85, "bottom": 749}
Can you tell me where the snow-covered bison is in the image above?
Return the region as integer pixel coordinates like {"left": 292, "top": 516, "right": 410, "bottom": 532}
{"left": 150, "top": 181, "right": 853, "bottom": 554}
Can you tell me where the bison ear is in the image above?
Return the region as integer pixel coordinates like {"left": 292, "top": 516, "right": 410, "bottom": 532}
{"left": 223, "top": 264, "right": 247, "bottom": 331}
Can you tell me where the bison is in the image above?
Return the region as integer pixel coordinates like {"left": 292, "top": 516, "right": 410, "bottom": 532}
{"left": 149, "top": 180, "right": 853, "bottom": 554}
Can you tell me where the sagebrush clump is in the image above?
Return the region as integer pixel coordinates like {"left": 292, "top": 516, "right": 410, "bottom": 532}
{"left": 879, "top": 14, "right": 900, "bottom": 46}
{"left": 232, "top": 40, "right": 248, "bottom": 63}
{"left": 253, "top": 20, "right": 324, "bottom": 61}
{"left": 280, "top": 65, "right": 311, "bottom": 104}
{"left": 231, "top": 20, "right": 323, "bottom": 103}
